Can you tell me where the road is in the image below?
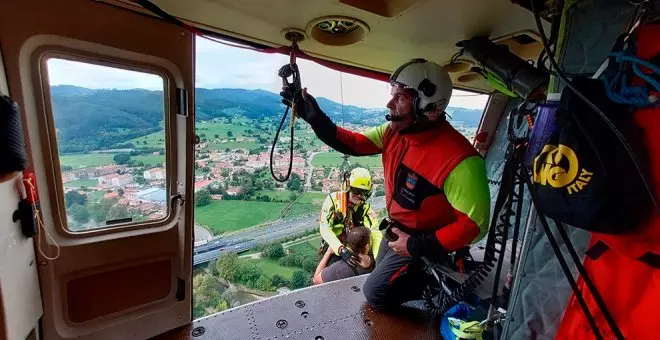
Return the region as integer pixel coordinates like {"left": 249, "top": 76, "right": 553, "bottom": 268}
{"left": 193, "top": 196, "right": 386, "bottom": 266}
{"left": 305, "top": 152, "right": 320, "bottom": 188}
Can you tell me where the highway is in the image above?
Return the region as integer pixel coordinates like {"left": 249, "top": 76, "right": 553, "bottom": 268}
{"left": 193, "top": 196, "right": 386, "bottom": 266}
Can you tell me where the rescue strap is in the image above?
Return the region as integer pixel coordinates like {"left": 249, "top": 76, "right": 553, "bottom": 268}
{"left": 585, "top": 240, "right": 660, "bottom": 269}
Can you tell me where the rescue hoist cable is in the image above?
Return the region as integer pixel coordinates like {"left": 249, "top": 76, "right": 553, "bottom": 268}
{"left": 270, "top": 39, "right": 301, "bottom": 182}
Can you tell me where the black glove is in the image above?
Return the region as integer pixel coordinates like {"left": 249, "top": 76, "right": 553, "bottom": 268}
{"left": 339, "top": 246, "right": 359, "bottom": 267}
{"left": 279, "top": 85, "right": 324, "bottom": 124}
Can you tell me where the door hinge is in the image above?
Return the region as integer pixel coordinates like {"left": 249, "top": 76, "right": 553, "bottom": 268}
{"left": 176, "top": 88, "right": 188, "bottom": 117}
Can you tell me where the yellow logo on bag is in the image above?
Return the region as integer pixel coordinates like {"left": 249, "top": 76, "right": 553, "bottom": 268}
{"left": 533, "top": 144, "right": 594, "bottom": 195}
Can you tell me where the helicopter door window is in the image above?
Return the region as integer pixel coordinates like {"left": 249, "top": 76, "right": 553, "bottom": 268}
{"left": 44, "top": 58, "right": 169, "bottom": 231}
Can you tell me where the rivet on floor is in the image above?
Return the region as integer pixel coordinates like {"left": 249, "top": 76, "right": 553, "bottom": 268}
{"left": 191, "top": 326, "right": 205, "bottom": 337}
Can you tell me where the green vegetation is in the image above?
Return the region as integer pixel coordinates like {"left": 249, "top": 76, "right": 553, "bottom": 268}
{"left": 255, "top": 190, "right": 292, "bottom": 201}
{"left": 60, "top": 154, "right": 115, "bottom": 169}
{"left": 281, "top": 203, "right": 318, "bottom": 218}
{"left": 195, "top": 200, "right": 287, "bottom": 234}
{"left": 312, "top": 152, "right": 382, "bottom": 168}
{"left": 298, "top": 192, "right": 326, "bottom": 205}
{"left": 64, "top": 178, "right": 98, "bottom": 188}
{"left": 59, "top": 153, "right": 164, "bottom": 169}
{"left": 247, "top": 258, "right": 298, "bottom": 280}
{"left": 195, "top": 189, "right": 212, "bottom": 207}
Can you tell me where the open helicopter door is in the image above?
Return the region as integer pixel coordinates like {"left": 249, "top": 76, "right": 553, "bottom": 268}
{"left": 0, "top": 0, "right": 195, "bottom": 339}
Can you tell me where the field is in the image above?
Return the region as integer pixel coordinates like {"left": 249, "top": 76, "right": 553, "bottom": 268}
{"left": 311, "top": 152, "right": 382, "bottom": 168}
{"left": 64, "top": 178, "right": 98, "bottom": 188}
{"left": 256, "top": 190, "right": 293, "bottom": 201}
{"left": 60, "top": 153, "right": 165, "bottom": 169}
{"left": 127, "top": 131, "right": 166, "bottom": 148}
{"left": 281, "top": 203, "right": 318, "bottom": 219}
{"left": 298, "top": 192, "right": 326, "bottom": 205}
{"left": 245, "top": 258, "right": 299, "bottom": 280}
{"left": 287, "top": 235, "right": 321, "bottom": 256}
{"left": 194, "top": 200, "right": 287, "bottom": 234}
{"left": 60, "top": 154, "right": 115, "bottom": 168}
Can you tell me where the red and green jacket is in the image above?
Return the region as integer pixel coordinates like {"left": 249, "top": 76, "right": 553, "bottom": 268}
{"left": 308, "top": 113, "right": 490, "bottom": 257}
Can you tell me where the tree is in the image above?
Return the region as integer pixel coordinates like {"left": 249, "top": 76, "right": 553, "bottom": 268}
{"left": 288, "top": 192, "right": 298, "bottom": 202}
{"left": 113, "top": 153, "right": 131, "bottom": 165}
{"left": 208, "top": 258, "right": 219, "bottom": 276}
{"left": 143, "top": 140, "right": 148, "bottom": 145}
{"left": 118, "top": 188, "right": 125, "bottom": 197}
{"left": 221, "top": 169, "right": 230, "bottom": 177}
{"left": 196, "top": 189, "right": 212, "bottom": 207}
{"left": 286, "top": 173, "right": 302, "bottom": 191}
{"left": 69, "top": 204, "right": 90, "bottom": 224}
{"left": 271, "top": 274, "right": 289, "bottom": 288}
{"left": 302, "top": 258, "right": 317, "bottom": 272}
{"left": 262, "top": 244, "right": 285, "bottom": 259}
{"left": 107, "top": 204, "right": 129, "bottom": 221}
{"left": 90, "top": 199, "right": 114, "bottom": 222}
{"left": 216, "top": 253, "right": 239, "bottom": 281}
{"left": 256, "top": 275, "right": 274, "bottom": 291}
{"left": 135, "top": 175, "right": 148, "bottom": 186}
{"left": 235, "top": 261, "right": 262, "bottom": 285}
{"left": 214, "top": 134, "right": 219, "bottom": 139}
{"left": 227, "top": 130, "right": 233, "bottom": 137}
{"left": 290, "top": 271, "right": 309, "bottom": 289}
{"left": 61, "top": 165, "right": 74, "bottom": 171}
{"left": 64, "top": 191, "right": 87, "bottom": 207}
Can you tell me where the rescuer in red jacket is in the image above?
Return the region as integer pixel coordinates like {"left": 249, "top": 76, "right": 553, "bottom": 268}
{"left": 281, "top": 59, "right": 490, "bottom": 310}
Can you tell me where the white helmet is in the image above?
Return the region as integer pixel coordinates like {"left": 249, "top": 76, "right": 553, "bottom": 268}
{"left": 389, "top": 58, "right": 453, "bottom": 115}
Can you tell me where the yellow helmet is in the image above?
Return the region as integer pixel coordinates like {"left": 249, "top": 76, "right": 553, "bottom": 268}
{"left": 349, "top": 167, "right": 372, "bottom": 191}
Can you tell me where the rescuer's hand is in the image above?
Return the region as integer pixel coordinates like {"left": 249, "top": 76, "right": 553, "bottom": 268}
{"left": 280, "top": 87, "right": 324, "bottom": 124}
{"left": 388, "top": 228, "right": 412, "bottom": 257}
{"left": 339, "top": 246, "right": 360, "bottom": 267}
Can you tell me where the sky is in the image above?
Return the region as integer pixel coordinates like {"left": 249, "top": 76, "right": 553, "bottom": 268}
{"left": 47, "top": 36, "right": 489, "bottom": 110}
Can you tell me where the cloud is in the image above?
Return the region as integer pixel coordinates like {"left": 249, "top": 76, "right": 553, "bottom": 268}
{"left": 46, "top": 37, "right": 490, "bottom": 111}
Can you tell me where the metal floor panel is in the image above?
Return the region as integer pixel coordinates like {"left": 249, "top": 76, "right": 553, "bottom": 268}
{"left": 156, "top": 275, "right": 440, "bottom": 340}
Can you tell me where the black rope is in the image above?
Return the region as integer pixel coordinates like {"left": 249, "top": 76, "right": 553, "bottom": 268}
{"left": 522, "top": 169, "right": 604, "bottom": 340}
{"left": 269, "top": 106, "right": 295, "bottom": 182}
{"left": 0, "top": 95, "right": 28, "bottom": 175}
{"left": 553, "top": 219, "right": 624, "bottom": 340}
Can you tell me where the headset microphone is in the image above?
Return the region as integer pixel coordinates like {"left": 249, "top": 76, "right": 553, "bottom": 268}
{"left": 385, "top": 114, "right": 403, "bottom": 122}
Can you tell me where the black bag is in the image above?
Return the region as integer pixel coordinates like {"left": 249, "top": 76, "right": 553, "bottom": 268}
{"left": 531, "top": 77, "right": 651, "bottom": 233}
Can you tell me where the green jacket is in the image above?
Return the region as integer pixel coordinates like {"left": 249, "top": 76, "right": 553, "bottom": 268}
{"left": 319, "top": 191, "right": 382, "bottom": 258}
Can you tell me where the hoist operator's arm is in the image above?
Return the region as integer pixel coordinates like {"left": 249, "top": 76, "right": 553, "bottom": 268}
{"left": 407, "top": 156, "right": 490, "bottom": 257}
{"left": 282, "top": 89, "right": 387, "bottom": 156}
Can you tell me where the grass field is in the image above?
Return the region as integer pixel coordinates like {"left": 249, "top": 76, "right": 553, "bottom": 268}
{"left": 298, "top": 192, "right": 326, "bottom": 205}
{"left": 127, "top": 131, "right": 166, "bottom": 149}
{"left": 311, "top": 152, "right": 382, "bottom": 168}
{"left": 86, "top": 190, "right": 107, "bottom": 203}
{"left": 281, "top": 203, "right": 318, "bottom": 219}
{"left": 133, "top": 154, "right": 165, "bottom": 166}
{"left": 60, "top": 154, "right": 115, "bottom": 168}
{"left": 256, "top": 190, "right": 293, "bottom": 201}
{"left": 64, "top": 178, "right": 98, "bottom": 188}
{"left": 244, "top": 258, "right": 299, "bottom": 280}
{"left": 287, "top": 236, "right": 321, "bottom": 256}
{"left": 195, "top": 200, "right": 286, "bottom": 234}
{"left": 59, "top": 153, "right": 165, "bottom": 169}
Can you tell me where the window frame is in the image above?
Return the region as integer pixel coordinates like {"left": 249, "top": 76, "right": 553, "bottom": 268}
{"left": 36, "top": 49, "right": 179, "bottom": 237}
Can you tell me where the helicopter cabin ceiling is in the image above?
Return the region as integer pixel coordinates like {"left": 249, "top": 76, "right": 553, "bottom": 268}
{"left": 123, "top": 0, "right": 548, "bottom": 93}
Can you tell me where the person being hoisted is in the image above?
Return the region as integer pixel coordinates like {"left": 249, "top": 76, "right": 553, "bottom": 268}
{"left": 281, "top": 58, "right": 490, "bottom": 310}
{"left": 318, "top": 167, "right": 382, "bottom": 266}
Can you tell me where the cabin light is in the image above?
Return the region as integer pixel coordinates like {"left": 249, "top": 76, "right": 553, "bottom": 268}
{"left": 306, "top": 16, "right": 369, "bottom": 46}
